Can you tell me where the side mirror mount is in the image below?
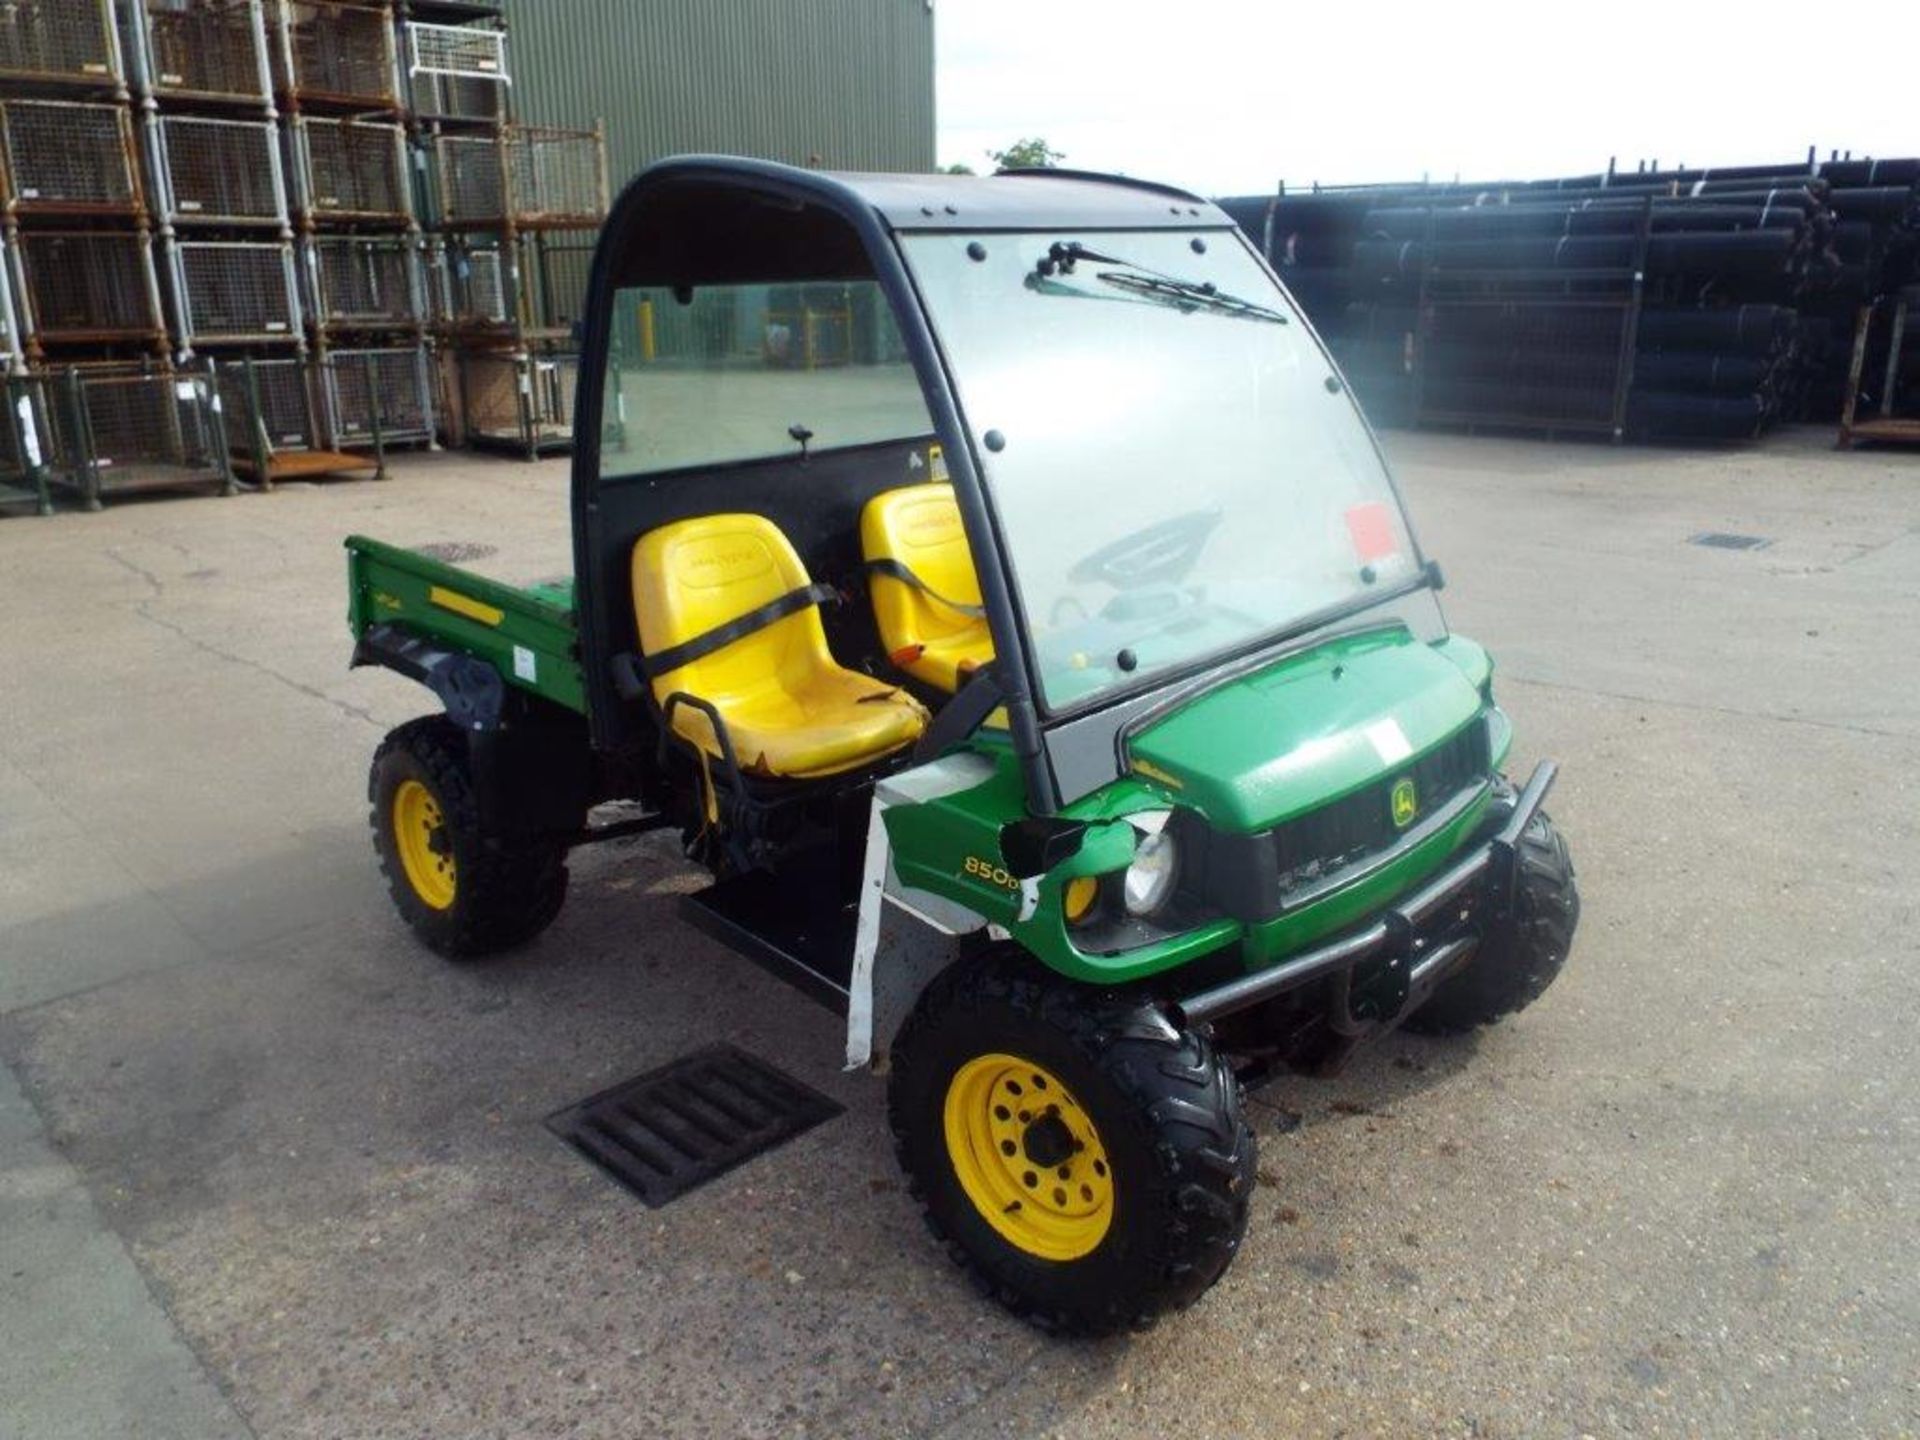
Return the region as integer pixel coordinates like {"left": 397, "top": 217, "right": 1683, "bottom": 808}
{"left": 999, "top": 816, "right": 1087, "bottom": 879}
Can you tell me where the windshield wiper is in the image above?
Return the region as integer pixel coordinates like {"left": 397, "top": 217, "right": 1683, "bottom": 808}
{"left": 1091, "top": 270, "right": 1288, "bottom": 324}
{"left": 1031, "top": 241, "right": 1289, "bottom": 325}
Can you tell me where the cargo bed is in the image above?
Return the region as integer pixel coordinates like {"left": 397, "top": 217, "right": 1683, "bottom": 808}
{"left": 344, "top": 534, "right": 585, "bottom": 713}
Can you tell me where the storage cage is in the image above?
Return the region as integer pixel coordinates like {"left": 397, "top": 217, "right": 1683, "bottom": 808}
{"left": 403, "top": 19, "right": 506, "bottom": 123}
{"left": 0, "top": 99, "right": 142, "bottom": 216}
{"left": 431, "top": 124, "right": 606, "bottom": 230}
{"left": 164, "top": 239, "right": 301, "bottom": 348}
{"left": 215, "top": 353, "right": 314, "bottom": 454}
{"left": 1838, "top": 288, "right": 1920, "bottom": 449}
{"left": 9, "top": 230, "right": 166, "bottom": 350}
{"left": 126, "top": 0, "right": 270, "bottom": 107}
{"left": 304, "top": 234, "right": 422, "bottom": 330}
{"left": 214, "top": 352, "right": 382, "bottom": 483}
{"left": 1, "top": 374, "right": 57, "bottom": 515}
{"left": 426, "top": 238, "right": 512, "bottom": 330}
{"left": 532, "top": 237, "right": 593, "bottom": 333}
{"left": 288, "top": 117, "right": 410, "bottom": 225}
{"left": 0, "top": 0, "right": 123, "bottom": 91}
{"left": 320, "top": 344, "right": 431, "bottom": 445}
{"left": 270, "top": 0, "right": 398, "bottom": 112}
{"left": 145, "top": 115, "right": 288, "bottom": 229}
{"left": 460, "top": 348, "right": 575, "bottom": 457}
{"left": 48, "top": 364, "right": 233, "bottom": 505}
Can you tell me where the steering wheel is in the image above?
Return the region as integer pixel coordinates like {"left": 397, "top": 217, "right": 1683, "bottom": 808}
{"left": 1067, "top": 509, "right": 1224, "bottom": 591}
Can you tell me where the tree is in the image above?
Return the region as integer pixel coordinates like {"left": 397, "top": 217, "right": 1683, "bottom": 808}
{"left": 988, "top": 138, "right": 1065, "bottom": 171}
{"left": 942, "top": 162, "right": 976, "bottom": 175}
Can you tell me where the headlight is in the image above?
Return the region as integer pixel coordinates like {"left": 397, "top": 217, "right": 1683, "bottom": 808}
{"left": 1123, "top": 821, "right": 1178, "bottom": 917}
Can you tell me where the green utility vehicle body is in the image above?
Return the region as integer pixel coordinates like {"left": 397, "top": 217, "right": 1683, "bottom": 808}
{"left": 347, "top": 156, "right": 1579, "bottom": 1336}
{"left": 348, "top": 530, "right": 1512, "bottom": 989}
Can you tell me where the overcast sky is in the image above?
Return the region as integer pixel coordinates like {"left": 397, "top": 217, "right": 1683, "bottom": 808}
{"left": 935, "top": 0, "right": 1915, "bottom": 197}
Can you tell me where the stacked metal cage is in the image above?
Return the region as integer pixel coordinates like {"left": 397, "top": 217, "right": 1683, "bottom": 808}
{"left": 269, "top": 0, "right": 397, "bottom": 110}
{"left": 405, "top": 0, "right": 601, "bottom": 456}
{"left": 46, "top": 361, "right": 234, "bottom": 506}
{"left": 0, "top": 0, "right": 592, "bottom": 510}
{"left": 437, "top": 118, "right": 602, "bottom": 456}
{"left": 269, "top": 0, "right": 430, "bottom": 453}
{"left": 403, "top": 13, "right": 506, "bottom": 125}
{"left": 125, "top": 0, "right": 273, "bottom": 108}
{"left": 0, "top": 4, "right": 242, "bottom": 508}
{"left": 257, "top": 0, "right": 426, "bottom": 461}
{"left": 120, "top": 0, "right": 335, "bottom": 494}
{"left": 0, "top": 0, "right": 126, "bottom": 96}
{"left": 430, "top": 123, "right": 605, "bottom": 231}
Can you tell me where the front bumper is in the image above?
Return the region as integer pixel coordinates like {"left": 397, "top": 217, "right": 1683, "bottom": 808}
{"left": 1173, "top": 760, "right": 1557, "bottom": 1028}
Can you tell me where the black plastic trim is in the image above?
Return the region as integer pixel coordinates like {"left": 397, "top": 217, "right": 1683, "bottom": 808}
{"left": 1173, "top": 760, "right": 1557, "bottom": 1026}
{"left": 351, "top": 622, "right": 506, "bottom": 732}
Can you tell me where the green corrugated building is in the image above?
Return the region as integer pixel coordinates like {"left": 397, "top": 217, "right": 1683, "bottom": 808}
{"left": 500, "top": 0, "right": 937, "bottom": 189}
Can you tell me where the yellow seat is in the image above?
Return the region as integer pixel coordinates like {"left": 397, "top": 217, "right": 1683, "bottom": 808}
{"left": 860, "top": 484, "right": 995, "bottom": 691}
{"left": 632, "top": 514, "right": 927, "bottom": 779}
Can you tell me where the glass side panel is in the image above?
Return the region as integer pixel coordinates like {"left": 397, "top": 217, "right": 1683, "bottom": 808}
{"left": 597, "top": 279, "right": 931, "bottom": 476}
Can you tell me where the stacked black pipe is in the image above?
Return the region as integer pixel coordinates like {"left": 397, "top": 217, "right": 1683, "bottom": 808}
{"left": 1221, "top": 155, "right": 1920, "bottom": 442}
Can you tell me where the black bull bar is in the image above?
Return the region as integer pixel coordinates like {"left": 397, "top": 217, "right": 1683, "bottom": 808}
{"left": 1174, "top": 761, "right": 1558, "bottom": 1029}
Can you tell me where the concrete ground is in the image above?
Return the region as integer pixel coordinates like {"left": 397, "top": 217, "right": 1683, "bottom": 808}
{"left": 1, "top": 428, "right": 1916, "bottom": 1440}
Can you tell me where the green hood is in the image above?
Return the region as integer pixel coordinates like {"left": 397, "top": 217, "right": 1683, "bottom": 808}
{"left": 1124, "top": 628, "right": 1488, "bottom": 833}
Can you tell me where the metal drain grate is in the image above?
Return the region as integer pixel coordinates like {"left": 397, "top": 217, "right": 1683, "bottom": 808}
{"left": 547, "top": 1044, "right": 843, "bottom": 1207}
{"left": 1689, "top": 532, "right": 1772, "bottom": 551}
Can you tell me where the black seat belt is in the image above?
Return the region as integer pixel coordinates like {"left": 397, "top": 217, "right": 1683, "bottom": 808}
{"left": 866, "top": 558, "right": 986, "bottom": 619}
{"left": 639, "top": 582, "right": 838, "bottom": 679}
{"left": 912, "top": 664, "right": 1006, "bottom": 762}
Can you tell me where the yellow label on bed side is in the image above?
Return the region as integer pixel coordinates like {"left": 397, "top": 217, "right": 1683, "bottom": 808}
{"left": 429, "top": 586, "right": 504, "bottom": 626}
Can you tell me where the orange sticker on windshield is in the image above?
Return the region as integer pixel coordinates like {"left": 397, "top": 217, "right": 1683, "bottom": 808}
{"left": 1345, "top": 502, "right": 1397, "bottom": 562}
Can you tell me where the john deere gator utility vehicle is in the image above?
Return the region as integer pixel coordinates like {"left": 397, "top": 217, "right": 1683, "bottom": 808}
{"left": 347, "top": 158, "right": 1579, "bottom": 1335}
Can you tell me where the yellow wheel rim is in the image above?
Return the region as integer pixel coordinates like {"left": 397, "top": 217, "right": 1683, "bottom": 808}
{"left": 942, "top": 1052, "right": 1113, "bottom": 1261}
{"left": 391, "top": 778, "right": 456, "bottom": 911}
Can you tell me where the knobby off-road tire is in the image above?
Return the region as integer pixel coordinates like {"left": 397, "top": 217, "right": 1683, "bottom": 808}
{"left": 369, "top": 715, "right": 568, "bottom": 958}
{"left": 888, "top": 950, "right": 1256, "bottom": 1337}
{"left": 1404, "top": 809, "right": 1579, "bottom": 1036}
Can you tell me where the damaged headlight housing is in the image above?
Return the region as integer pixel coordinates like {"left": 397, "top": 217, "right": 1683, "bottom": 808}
{"left": 1122, "top": 815, "right": 1178, "bottom": 916}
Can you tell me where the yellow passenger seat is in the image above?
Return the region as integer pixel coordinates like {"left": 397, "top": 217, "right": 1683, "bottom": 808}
{"left": 860, "top": 484, "right": 995, "bottom": 691}
{"left": 631, "top": 514, "right": 927, "bottom": 778}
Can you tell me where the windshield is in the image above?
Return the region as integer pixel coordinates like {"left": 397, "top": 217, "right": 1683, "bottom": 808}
{"left": 900, "top": 229, "right": 1420, "bottom": 712}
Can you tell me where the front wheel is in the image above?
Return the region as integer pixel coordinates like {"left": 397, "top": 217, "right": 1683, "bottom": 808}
{"left": 888, "top": 951, "right": 1255, "bottom": 1337}
{"left": 1404, "top": 808, "right": 1579, "bottom": 1035}
{"left": 369, "top": 715, "right": 568, "bottom": 958}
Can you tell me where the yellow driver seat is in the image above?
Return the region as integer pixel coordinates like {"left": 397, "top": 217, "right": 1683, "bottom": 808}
{"left": 860, "top": 484, "right": 995, "bottom": 691}
{"left": 631, "top": 514, "right": 927, "bottom": 779}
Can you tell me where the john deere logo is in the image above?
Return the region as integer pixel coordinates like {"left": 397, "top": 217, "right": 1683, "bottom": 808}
{"left": 1390, "top": 777, "right": 1418, "bottom": 828}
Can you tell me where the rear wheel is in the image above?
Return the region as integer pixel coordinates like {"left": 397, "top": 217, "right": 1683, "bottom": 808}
{"left": 1404, "top": 809, "right": 1578, "bottom": 1035}
{"left": 369, "top": 716, "right": 568, "bottom": 958}
{"left": 888, "top": 950, "right": 1255, "bottom": 1336}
